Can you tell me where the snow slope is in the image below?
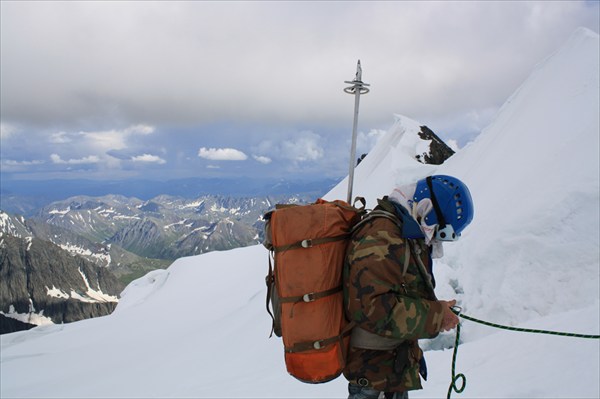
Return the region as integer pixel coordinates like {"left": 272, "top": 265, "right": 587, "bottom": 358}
{"left": 1, "top": 27, "right": 599, "bottom": 398}
{"left": 442, "top": 27, "right": 600, "bottom": 333}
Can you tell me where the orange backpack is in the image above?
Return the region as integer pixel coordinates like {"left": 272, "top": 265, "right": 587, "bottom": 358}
{"left": 264, "top": 198, "right": 365, "bottom": 383}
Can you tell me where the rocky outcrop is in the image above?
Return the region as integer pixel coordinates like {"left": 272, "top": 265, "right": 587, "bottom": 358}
{"left": 416, "top": 125, "right": 455, "bottom": 165}
{"left": 0, "top": 314, "right": 36, "bottom": 333}
{"left": 0, "top": 234, "right": 124, "bottom": 334}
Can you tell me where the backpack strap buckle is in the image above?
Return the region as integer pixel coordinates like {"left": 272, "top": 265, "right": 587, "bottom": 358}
{"left": 303, "top": 293, "right": 315, "bottom": 302}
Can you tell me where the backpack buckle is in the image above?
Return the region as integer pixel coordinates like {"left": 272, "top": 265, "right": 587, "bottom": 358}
{"left": 302, "top": 293, "right": 315, "bottom": 302}
{"left": 301, "top": 239, "right": 313, "bottom": 248}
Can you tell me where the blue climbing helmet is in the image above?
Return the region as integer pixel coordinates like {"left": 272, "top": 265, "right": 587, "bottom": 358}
{"left": 413, "top": 175, "right": 474, "bottom": 241}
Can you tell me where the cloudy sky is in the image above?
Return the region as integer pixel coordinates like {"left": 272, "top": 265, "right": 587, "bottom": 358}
{"left": 1, "top": 1, "right": 598, "bottom": 182}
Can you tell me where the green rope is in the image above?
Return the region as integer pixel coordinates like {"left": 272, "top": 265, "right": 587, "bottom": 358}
{"left": 446, "top": 319, "right": 466, "bottom": 399}
{"left": 456, "top": 312, "right": 600, "bottom": 339}
{"left": 446, "top": 307, "right": 600, "bottom": 399}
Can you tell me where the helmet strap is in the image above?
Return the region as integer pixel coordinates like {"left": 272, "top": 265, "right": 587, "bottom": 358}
{"left": 426, "top": 176, "right": 447, "bottom": 228}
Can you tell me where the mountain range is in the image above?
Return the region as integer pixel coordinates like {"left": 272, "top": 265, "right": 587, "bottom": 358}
{"left": 0, "top": 192, "right": 320, "bottom": 334}
{"left": 0, "top": 176, "right": 341, "bottom": 217}
{"left": 0, "top": 125, "right": 453, "bottom": 334}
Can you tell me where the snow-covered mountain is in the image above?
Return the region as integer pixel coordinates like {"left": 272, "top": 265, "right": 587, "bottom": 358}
{"left": 0, "top": 192, "right": 331, "bottom": 333}
{"left": 33, "top": 194, "right": 319, "bottom": 260}
{"left": 0, "top": 177, "right": 342, "bottom": 216}
{"left": 1, "top": 27, "right": 598, "bottom": 398}
{"left": 1, "top": 193, "right": 319, "bottom": 281}
{"left": 440, "top": 26, "right": 600, "bottom": 336}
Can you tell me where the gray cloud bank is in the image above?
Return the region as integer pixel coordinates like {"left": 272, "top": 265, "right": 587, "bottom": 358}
{"left": 1, "top": 1, "right": 598, "bottom": 181}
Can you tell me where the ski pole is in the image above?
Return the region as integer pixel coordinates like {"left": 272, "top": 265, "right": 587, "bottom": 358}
{"left": 344, "top": 60, "right": 370, "bottom": 204}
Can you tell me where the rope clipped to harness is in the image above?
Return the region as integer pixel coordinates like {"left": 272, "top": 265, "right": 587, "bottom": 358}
{"left": 446, "top": 306, "right": 600, "bottom": 399}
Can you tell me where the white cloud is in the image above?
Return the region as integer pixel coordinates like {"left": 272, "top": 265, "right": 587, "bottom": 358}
{"left": 49, "top": 131, "right": 71, "bottom": 144}
{"left": 198, "top": 147, "right": 248, "bottom": 161}
{"left": 0, "top": 158, "right": 45, "bottom": 172}
{"left": 252, "top": 155, "right": 272, "bottom": 164}
{"left": 281, "top": 132, "right": 324, "bottom": 162}
{"left": 124, "top": 124, "right": 155, "bottom": 135}
{"left": 50, "top": 154, "right": 100, "bottom": 165}
{"left": 0, "top": 123, "right": 17, "bottom": 140}
{"left": 447, "top": 139, "right": 460, "bottom": 152}
{"left": 80, "top": 130, "right": 124, "bottom": 150}
{"left": 36, "top": 125, "right": 159, "bottom": 169}
{"left": 253, "top": 131, "right": 326, "bottom": 165}
{"left": 55, "top": 125, "right": 158, "bottom": 155}
{"left": 131, "top": 154, "right": 166, "bottom": 164}
{"left": 2, "top": 159, "right": 44, "bottom": 166}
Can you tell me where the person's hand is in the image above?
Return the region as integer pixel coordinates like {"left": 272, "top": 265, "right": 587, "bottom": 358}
{"left": 439, "top": 299, "right": 460, "bottom": 332}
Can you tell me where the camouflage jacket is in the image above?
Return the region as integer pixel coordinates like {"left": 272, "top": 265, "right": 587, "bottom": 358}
{"left": 343, "top": 197, "right": 445, "bottom": 393}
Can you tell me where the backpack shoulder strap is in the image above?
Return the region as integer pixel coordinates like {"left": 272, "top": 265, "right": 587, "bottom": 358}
{"left": 350, "top": 209, "right": 402, "bottom": 236}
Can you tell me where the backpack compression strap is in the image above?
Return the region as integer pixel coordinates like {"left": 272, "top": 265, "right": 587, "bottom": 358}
{"left": 278, "top": 285, "right": 342, "bottom": 304}
{"left": 285, "top": 321, "right": 355, "bottom": 353}
{"left": 272, "top": 234, "right": 349, "bottom": 253}
{"left": 265, "top": 254, "right": 279, "bottom": 337}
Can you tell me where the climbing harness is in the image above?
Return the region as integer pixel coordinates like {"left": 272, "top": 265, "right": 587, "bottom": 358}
{"left": 447, "top": 307, "right": 600, "bottom": 399}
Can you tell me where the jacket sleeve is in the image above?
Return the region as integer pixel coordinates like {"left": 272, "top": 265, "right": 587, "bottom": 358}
{"left": 345, "top": 218, "right": 445, "bottom": 340}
